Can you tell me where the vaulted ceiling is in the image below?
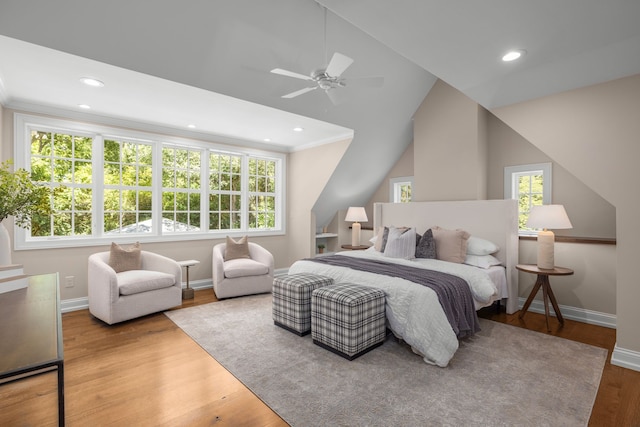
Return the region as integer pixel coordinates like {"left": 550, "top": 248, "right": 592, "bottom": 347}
{"left": 1, "top": 0, "right": 639, "bottom": 227}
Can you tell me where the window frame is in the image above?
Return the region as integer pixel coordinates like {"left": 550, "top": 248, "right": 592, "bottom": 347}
{"left": 13, "top": 113, "right": 286, "bottom": 250}
{"left": 389, "top": 176, "right": 413, "bottom": 203}
{"left": 504, "top": 163, "right": 552, "bottom": 235}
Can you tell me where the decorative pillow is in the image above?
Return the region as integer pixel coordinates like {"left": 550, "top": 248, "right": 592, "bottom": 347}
{"left": 464, "top": 254, "right": 502, "bottom": 269}
{"left": 466, "top": 236, "right": 500, "bottom": 255}
{"left": 224, "top": 235, "right": 250, "bottom": 261}
{"left": 383, "top": 226, "right": 417, "bottom": 259}
{"left": 109, "top": 242, "right": 142, "bottom": 273}
{"left": 430, "top": 226, "right": 470, "bottom": 264}
{"left": 415, "top": 229, "right": 437, "bottom": 259}
{"left": 372, "top": 227, "right": 385, "bottom": 251}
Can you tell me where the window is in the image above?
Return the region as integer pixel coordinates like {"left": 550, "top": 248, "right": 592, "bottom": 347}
{"left": 504, "top": 163, "right": 551, "bottom": 233}
{"left": 14, "top": 114, "right": 285, "bottom": 249}
{"left": 29, "top": 129, "right": 93, "bottom": 237}
{"left": 103, "top": 137, "right": 153, "bottom": 234}
{"left": 163, "top": 146, "right": 202, "bottom": 232}
{"left": 208, "top": 152, "right": 242, "bottom": 231}
{"left": 390, "top": 176, "right": 413, "bottom": 203}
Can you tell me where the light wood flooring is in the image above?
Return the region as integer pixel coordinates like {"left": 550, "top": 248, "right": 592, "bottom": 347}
{"left": 1, "top": 289, "right": 639, "bottom": 426}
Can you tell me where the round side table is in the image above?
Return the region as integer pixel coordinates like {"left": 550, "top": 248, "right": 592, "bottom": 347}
{"left": 516, "top": 264, "right": 574, "bottom": 331}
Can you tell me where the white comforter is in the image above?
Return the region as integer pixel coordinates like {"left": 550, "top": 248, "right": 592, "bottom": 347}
{"left": 288, "top": 250, "right": 499, "bottom": 367}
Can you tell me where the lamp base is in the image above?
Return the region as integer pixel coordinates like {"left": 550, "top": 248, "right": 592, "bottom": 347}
{"left": 536, "top": 230, "right": 555, "bottom": 269}
{"left": 351, "top": 222, "right": 361, "bottom": 247}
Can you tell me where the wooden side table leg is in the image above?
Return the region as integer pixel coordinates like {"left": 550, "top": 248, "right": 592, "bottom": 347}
{"left": 519, "top": 278, "right": 543, "bottom": 319}
{"left": 541, "top": 276, "right": 551, "bottom": 331}
{"left": 546, "top": 283, "right": 564, "bottom": 325}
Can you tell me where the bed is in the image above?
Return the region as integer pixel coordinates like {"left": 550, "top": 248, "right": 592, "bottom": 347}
{"left": 288, "top": 199, "right": 519, "bottom": 367}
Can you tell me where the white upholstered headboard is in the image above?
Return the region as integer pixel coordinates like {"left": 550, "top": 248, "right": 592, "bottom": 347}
{"left": 373, "top": 200, "right": 519, "bottom": 314}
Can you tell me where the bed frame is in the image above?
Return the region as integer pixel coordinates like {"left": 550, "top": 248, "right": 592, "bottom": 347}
{"left": 373, "top": 199, "right": 519, "bottom": 314}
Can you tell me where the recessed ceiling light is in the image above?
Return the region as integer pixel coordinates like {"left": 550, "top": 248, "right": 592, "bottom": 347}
{"left": 80, "top": 77, "right": 104, "bottom": 87}
{"left": 78, "top": 104, "right": 91, "bottom": 109}
{"left": 264, "top": 138, "right": 271, "bottom": 142}
{"left": 502, "top": 50, "right": 526, "bottom": 62}
{"left": 187, "top": 124, "right": 196, "bottom": 129}
{"left": 293, "top": 127, "right": 304, "bottom": 132}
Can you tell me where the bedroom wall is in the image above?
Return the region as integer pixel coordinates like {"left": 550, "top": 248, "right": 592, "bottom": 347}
{"left": 363, "top": 141, "right": 414, "bottom": 225}
{"left": 412, "top": 79, "right": 488, "bottom": 202}
{"left": 287, "top": 138, "right": 351, "bottom": 265}
{"left": 492, "top": 73, "right": 640, "bottom": 368}
{"left": 486, "top": 113, "right": 616, "bottom": 238}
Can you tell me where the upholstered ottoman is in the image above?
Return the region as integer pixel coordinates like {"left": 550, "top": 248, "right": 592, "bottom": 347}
{"left": 272, "top": 273, "right": 334, "bottom": 336}
{"left": 311, "top": 283, "right": 386, "bottom": 360}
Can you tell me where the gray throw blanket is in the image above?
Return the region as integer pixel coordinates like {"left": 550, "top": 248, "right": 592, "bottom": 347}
{"left": 308, "top": 255, "right": 481, "bottom": 339}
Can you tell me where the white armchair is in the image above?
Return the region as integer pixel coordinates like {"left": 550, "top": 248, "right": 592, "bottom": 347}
{"left": 212, "top": 242, "right": 274, "bottom": 299}
{"left": 88, "top": 250, "right": 182, "bottom": 325}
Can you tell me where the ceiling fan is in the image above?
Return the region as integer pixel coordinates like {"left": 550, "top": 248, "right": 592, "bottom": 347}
{"left": 270, "top": 7, "right": 384, "bottom": 105}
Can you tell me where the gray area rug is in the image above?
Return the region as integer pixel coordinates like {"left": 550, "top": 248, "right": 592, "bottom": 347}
{"left": 165, "top": 294, "right": 607, "bottom": 427}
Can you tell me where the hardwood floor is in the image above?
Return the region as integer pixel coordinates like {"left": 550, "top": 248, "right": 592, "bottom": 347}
{"left": 1, "top": 290, "right": 639, "bottom": 426}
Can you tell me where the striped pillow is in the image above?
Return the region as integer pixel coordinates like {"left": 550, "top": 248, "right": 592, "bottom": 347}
{"left": 383, "top": 226, "right": 417, "bottom": 259}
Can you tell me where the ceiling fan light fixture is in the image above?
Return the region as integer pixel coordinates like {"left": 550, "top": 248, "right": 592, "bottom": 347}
{"left": 502, "top": 49, "right": 526, "bottom": 62}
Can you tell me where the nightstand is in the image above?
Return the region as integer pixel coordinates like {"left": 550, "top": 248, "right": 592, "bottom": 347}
{"left": 178, "top": 259, "right": 200, "bottom": 300}
{"left": 516, "top": 264, "right": 574, "bottom": 331}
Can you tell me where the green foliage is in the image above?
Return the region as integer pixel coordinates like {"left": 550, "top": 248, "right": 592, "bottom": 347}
{"left": 0, "top": 160, "right": 55, "bottom": 229}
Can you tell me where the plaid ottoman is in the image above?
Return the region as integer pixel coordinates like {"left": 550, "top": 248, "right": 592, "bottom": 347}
{"left": 311, "top": 283, "right": 386, "bottom": 360}
{"left": 272, "top": 273, "right": 334, "bottom": 336}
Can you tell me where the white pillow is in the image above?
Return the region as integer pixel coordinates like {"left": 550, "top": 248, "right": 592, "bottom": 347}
{"left": 383, "top": 226, "right": 417, "bottom": 259}
{"left": 466, "top": 236, "right": 500, "bottom": 255}
{"left": 464, "top": 254, "right": 502, "bottom": 269}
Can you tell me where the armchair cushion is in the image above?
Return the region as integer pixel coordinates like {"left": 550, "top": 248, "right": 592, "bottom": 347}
{"left": 223, "top": 258, "right": 269, "bottom": 279}
{"left": 109, "top": 242, "right": 142, "bottom": 273}
{"left": 117, "top": 270, "right": 176, "bottom": 296}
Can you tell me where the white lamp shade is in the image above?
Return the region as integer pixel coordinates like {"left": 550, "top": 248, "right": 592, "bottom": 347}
{"left": 526, "top": 205, "right": 572, "bottom": 230}
{"left": 345, "top": 207, "right": 368, "bottom": 223}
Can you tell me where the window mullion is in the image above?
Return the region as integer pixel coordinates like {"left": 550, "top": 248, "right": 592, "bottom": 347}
{"left": 241, "top": 155, "right": 249, "bottom": 231}
{"left": 94, "top": 135, "right": 105, "bottom": 237}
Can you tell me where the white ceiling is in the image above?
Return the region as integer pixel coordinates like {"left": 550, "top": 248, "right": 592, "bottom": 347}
{"left": 1, "top": 0, "right": 639, "bottom": 226}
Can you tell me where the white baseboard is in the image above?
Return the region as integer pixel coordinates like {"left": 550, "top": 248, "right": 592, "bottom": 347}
{"left": 518, "top": 297, "right": 616, "bottom": 329}
{"left": 611, "top": 344, "right": 640, "bottom": 372}
{"left": 61, "top": 296, "right": 89, "bottom": 313}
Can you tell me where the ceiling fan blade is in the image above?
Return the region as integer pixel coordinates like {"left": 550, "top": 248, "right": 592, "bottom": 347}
{"left": 343, "top": 76, "right": 384, "bottom": 88}
{"left": 325, "top": 88, "right": 347, "bottom": 105}
{"left": 325, "top": 52, "right": 354, "bottom": 77}
{"left": 271, "top": 68, "right": 313, "bottom": 81}
{"left": 282, "top": 86, "right": 317, "bottom": 99}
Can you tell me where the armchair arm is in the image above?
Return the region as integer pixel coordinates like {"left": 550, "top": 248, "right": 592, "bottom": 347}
{"left": 248, "top": 242, "right": 274, "bottom": 275}
{"left": 212, "top": 244, "right": 226, "bottom": 285}
{"left": 88, "top": 252, "right": 119, "bottom": 305}
{"left": 140, "top": 251, "right": 182, "bottom": 288}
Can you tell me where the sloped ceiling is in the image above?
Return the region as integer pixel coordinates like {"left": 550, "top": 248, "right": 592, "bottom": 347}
{"left": 1, "top": 0, "right": 639, "bottom": 227}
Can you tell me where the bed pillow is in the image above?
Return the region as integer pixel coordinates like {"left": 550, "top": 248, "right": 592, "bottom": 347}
{"left": 372, "top": 227, "right": 386, "bottom": 251}
{"left": 430, "top": 226, "right": 470, "bottom": 264}
{"left": 415, "top": 229, "right": 437, "bottom": 259}
{"left": 383, "top": 226, "right": 417, "bottom": 259}
{"left": 466, "top": 236, "right": 500, "bottom": 255}
{"left": 464, "top": 254, "right": 502, "bottom": 269}
{"left": 225, "top": 235, "right": 250, "bottom": 261}
{"left": 109, "top": 241, "right": 142, "bottom": 273}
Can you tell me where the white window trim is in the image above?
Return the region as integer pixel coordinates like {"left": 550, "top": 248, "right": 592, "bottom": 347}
{"left": 13, "top": 113, "right": 286, "bottom": 250}
{"left": 504, "top": 162, "right": 552, "bottom": 235}
{"left": 389, "top": 176, "right": 413, "bottom": 203}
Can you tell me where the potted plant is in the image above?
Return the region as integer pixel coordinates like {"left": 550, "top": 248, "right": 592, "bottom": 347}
{"left": 317, "top": 244, "right": 325, "bottom": 254}
{"left": 0, "top": 160, "right": 54, "bottom": 265}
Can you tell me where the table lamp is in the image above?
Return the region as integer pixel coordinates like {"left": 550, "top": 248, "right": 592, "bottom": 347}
{"left": 526, "top": 204, "right": 572, "bottom": 269}
{"left": 345, "top": 207, "right": 368, "bottom": 247}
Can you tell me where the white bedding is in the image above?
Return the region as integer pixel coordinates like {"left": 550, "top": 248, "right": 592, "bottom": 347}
{"left": 288, "top": 250, "right": 504, "bottom": 367}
